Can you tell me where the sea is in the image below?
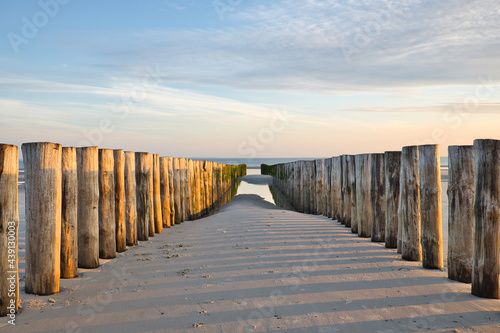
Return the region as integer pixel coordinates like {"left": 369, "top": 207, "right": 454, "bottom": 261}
{"left": 191, "top": 157, "right": 449, "bottom": 169}
{"left": 18, "top": 157, "right": 449, "bottom": 185}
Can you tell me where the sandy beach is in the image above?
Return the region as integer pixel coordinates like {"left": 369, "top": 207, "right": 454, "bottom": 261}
{"left": 2, "top": 174, "right": 499, "bottom": 332}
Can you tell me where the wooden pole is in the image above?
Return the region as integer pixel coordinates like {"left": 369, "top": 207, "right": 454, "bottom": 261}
{"left": 419, "top": 144, "right": 443, "bottom": 269}
{"left": 296, "top": 161, "right": 303, "bottom": 212}
{"left": 315, "top": 159, "right": 324, "bottom": 215}
{"left": 370, "top": 153, "right": 385, "bottom": 242}
{"left": 200, "top": 161, "right": 207, "bottom": 216}
{"left": 349, "top": 156, "right": 357, "bottom": 234}
{"left": 356, "top": 154, "right": 371, "bottom": 238}
{"left": 332, "top": 156, "right": 342, "bottom": 220}
{"left": 323, "top": 159, "right": 331, "bottom": 217}
{"left": 76, "top": 146, "right": 99, "bottom": 268}
{"left": 188, "top": 159, "right": 195, "bottom": 219}
{"left": 301, "top": 160, "right": 308, "bottom": 213}
{"left": 447, "top": 145, "right": 474, "bottom": 283}
{"left": 399, "top": 145, "right": 422, "bottom": 261}
{"left": 342, "top": 155, "right": 352, "bottom": 227}
{"left": 167, "top": 157, "right": 176, "bottom": 224}
{"left": 124, "top": 151, "right": 137, "bottom": 246}
{"left": 98, "top": 149, "right": 116, "bottom": 259}
{"left": 147, "top": 153, "right": 155, "bottom": 237}
{"left": 0, "top": 144, "right": 19, "bottom": 316}
{"left": 135, "top": 152, "right": 151, "bottom": 241}
{"left": 384, "top": 151, "right": 401, "bottom": 249}
{"left": 113, "top": 150, "right": 126, "bottom": 253}
{"left": 173, "top": 158, "right": 182, "bottom": 223}
{"left": 159, "top": 157, "right": 172, "bottom": 228}
{"left": 152, "top": 154, "right": 163, "bottom": 234}
{"left": 472, "top": 139, "right": 500, "bottom": 298}
{"left": 182, "top": 158, "right": 191, "bottom": 219}
{"left": 195, "top": 160, "right": 203, "bottom": 219}
{"left": 204, "top": 161, "right": 213, "bottom": 213}
{"left": 61, "top": 147, "right": 78, "bottom": 278}
{"left": 309, "top": 161, "right": 316, "bottom": 214}
{"left": 22, "top": 142, "right": 62, "bottom": 295}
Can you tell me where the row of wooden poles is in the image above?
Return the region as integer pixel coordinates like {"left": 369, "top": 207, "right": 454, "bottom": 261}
{"left": 0, "top": 142, "right": 246, "bottom": 316}
{"left": 262, "top": 139, "right": 500, "bottom": 300}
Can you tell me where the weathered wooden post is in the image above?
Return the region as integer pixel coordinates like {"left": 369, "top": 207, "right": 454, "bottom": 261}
{"left": 61, "top": 147, "right": 78, "bottom": 278}
{"left": 159, "top": 157, "right": 172, "bottom": 228}
{"left": 135, "top": 152, "right": 151, "bottom": 241}
{"left": 300, "top": 160, "right": 308, "bottom": 213}
{"left": 342, "top": 155, "right": 352, "bottom": 227}
{"left": 153, "top": 154, "right": 163, "bottom": 234}
{"left": 356, "top": 154, "right": 371, "bottom": 238}
{"left": 195, "top": 160, "right": 203, "bottom": 218}
{"left": 204, "top": 161, "right": 213, "bottom": 213}
{"left": 399, "top": 145, "right": 422, "bottom": 261}
{"left": 370, "top": 153, "right": 385, "bottom": 242}
{"left": 384, "top": 151, "right": 401, "bottom": 249}
{"left": 76, "top": 146, "right": 99, "bottom": 268}
{"left": 349, "top": 156, "right": 357, "bottom": 234}
{"left": 332, "top": 156, "right": 342, "bottom": 220}
{"left": 188, "top": 159, "right": 196, "bottom": 219}
{"left": 323, "top": 159, "right": 331, "bottom": 218}
{"left": 182, "top": 158, "right": 191, "bottom": 219}
{"left": 124, "top": 151, "right": 137, "bottom": 246}
{"left": 22, "top": 142, "right": 62, "bottom": 295}
{"left": 0, "top": 144, "right": 19, "bottom": 316}
{"left": 113, "top": 150, "right": 126, "bottom": 253}
{"left": 472, "top": 139, "right": 500, "bottom": 298}
{"left": 419, "top": 144, "right": 443, "bottom": 269}
{"left": 447, "top": 145, "right": 474, "bottom": 283}
{"left": 98, "top": 149, "right": 116, "bottom": 259}
{"left": 315, "top": 159, "right": 324, "bottom": 215}
{"left": 167, "top": 157, "right": 176, "bottom": 223}
{"left": 147, "top": 153, "right": 155, "bottom": 236}
{"left": 199, "top": 161, "right": 207, "bottom": 216}
{"left": 308, "top": 161, "right": 316, "bottom": 214}
{"left": 173, "top": 158, "right": 182, "bottom": 223}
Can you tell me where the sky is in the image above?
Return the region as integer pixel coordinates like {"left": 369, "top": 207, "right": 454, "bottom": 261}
{"left": 1, "top": 0, "right": 499, "bottom": 158}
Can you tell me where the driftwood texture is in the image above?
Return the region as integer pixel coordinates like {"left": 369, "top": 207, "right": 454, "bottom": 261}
{"left": 341, "top": 155, "right": 352, "bottom": 227}
{"left": 349, "top": 156, "right": 357, "bottom": 234}
{"left": 0, "top": 144, "right": 19, "bottom": 315}
{"left": 153, "top": 154, "right": 162, "bottom": 234}
{"left": 370, "top": 153, "right": 385, "bottom": 242}
{"left": 159, "top": 157, "right": 172, "bottom": 228}
{"left": 472, "top": 139, "right": 500, "bottom": 298}
{"left": 147, "top": 154, "right": 155, "bottom": 236}
{"left": 356, "top": 154, "right": 371, "bottom": 238}
{"left": 124, "top": 151, "right": 137, "bottom": 246}
{"left": 384, "top": 151, "right": 401, "bottom": 249}
{"left": 167, "top": 157, "right": 176, "bottom": 223}
{"left": 61, "top": 147, "right": 78, "bottom": 278}
{"left": 447, "top": 145, "right": 474, "bottom": 283}
{"left": 332, "top": 156, "right": 342, "bottom": 220}
{"left": 98, "top": 149, "right": 116, "bottom": 259}
{"left": 399, "top": 146, "right": 422, "bottom": 261}
{"left": 114, "top": 150, "right": 126, "bottom": 252}
{"left": 135, "top": 152, "right": 151, "bottom": 241}
{"left": 76, "top": 147, "right": 99, "bottom": 268}
{"left": 419, "top": 144, "right": 443, "bottom": 269}
{"left": 22, "top": 142, "right": 62, "bottom": 295}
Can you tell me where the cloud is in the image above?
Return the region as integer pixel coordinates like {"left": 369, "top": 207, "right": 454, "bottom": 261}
{"left": 42, "top": 0, "right": 496, "bottom": 94}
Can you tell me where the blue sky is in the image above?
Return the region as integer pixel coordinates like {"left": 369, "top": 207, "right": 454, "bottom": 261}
{"left": 1, "top": 0, "right": 499, "bottom": 158}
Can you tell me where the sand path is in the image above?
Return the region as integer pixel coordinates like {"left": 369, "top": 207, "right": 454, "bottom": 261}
{"left": 2, "top": 188, "right": 500, "bottom": 332}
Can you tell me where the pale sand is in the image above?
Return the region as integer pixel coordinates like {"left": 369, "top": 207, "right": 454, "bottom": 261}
{"left": 2, "top": 188, "right": 500, "bottom": 332}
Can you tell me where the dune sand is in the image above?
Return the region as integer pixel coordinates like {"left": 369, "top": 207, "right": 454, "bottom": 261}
{"left": 2, "top": 174, "right": 500, "bottom": 332}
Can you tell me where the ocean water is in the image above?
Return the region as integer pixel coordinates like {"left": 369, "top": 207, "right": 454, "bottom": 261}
{"left": 190, "top": 157, "right": 318, "bottom": 168}
{"left": 192, "top": 157, "right": 449, "bottom": 168}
